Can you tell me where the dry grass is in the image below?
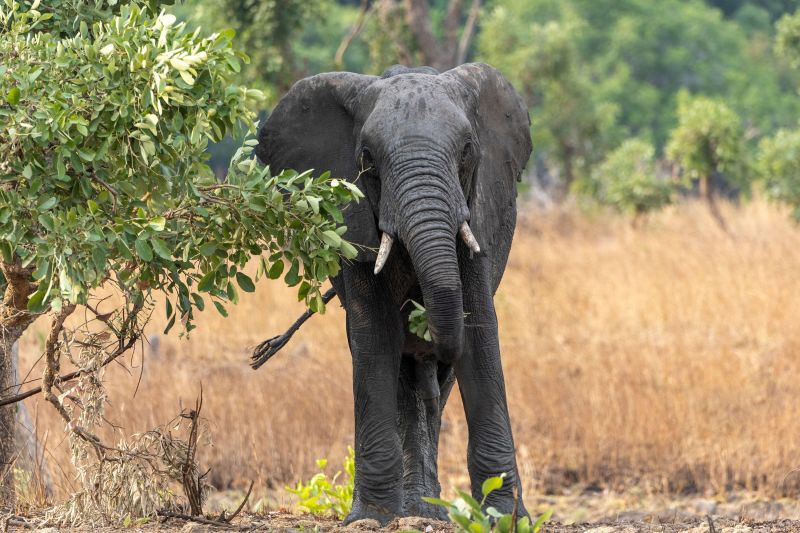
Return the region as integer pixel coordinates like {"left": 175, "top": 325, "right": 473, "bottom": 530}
{"left": 15, "top": 199, "right": 800, "bottom": 507}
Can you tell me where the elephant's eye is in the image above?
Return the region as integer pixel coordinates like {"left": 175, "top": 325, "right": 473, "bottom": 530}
{"left": 460, "top": 141, "right": 474, "bottom": 168}
{"left": 360, "top": 147, "right": 376, "bottom": 175}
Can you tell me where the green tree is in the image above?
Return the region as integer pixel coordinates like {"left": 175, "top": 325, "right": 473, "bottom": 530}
{"left": 591, "top": 139, "right": 673, "bottom": 221}
{"left": 478, "top": 2, "right": 619, "bottom": 191}
{"left": 666, "top": 94, "right": 749, "bottom": 229}
{"left": 0, "top": 0, "right": 360, "bottom": 502}
{"left": 777, "top": 9, "right": 800, "bottom": 67}
{"left": 757, "top": 129, "right": 800, "bottom": 218}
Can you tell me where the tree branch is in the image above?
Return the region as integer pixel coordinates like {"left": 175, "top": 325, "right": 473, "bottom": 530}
{"left": 456, "top": 0, "right": 480, "bottom": 65}
{"left": 335, "top": 0, "right": 372, "bottom": 69}
{"left": 443, "top": 0, "right": 463, "bottom": 67}
{"left": 0, "top": 332, "right": 139, "bottom": 408}
{"left": 403, "top": 0, "right": 445, "bottom": 69}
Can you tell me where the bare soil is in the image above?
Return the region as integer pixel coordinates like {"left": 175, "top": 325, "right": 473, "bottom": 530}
{"left": 10, "top": 491, "right": 800, "bottom": 532}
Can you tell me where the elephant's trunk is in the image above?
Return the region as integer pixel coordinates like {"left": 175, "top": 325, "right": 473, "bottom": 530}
{"left": 391, "top": 170, "right": 465, "bottom": 364}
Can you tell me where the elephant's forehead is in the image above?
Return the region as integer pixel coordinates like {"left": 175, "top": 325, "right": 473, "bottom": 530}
{"left": 368, "top": 75, "right": 464, "bottom": 126}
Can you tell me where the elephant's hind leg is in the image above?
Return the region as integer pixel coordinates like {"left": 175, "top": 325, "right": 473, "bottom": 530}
{"left": 397, "top": 355, "right": 455, "bottom": 519}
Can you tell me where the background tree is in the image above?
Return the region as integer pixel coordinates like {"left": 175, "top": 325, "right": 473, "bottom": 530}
{"left": 757, "top": 129, "right": 800, "bottom": 219}
{"left": 777, "top": 9, "right": 800, "bottom": 67}
{"left": 0, "top": 0, "right": 360, "bottom": 503}
{"left": 477, "top": 2, "right": 619, "bottom": 192}
{"left": 666, "top": 94, "right": 749, "bottom": 229}
{"left": 589, "top": 139, "right": 673, "bottom": 223}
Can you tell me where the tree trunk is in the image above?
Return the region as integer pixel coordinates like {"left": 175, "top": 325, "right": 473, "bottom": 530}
{"left": 0, "top": 261, "right": 36, "bottom": 507}
{"left": 700, "top": 174, "right": 728, "bottom": 232}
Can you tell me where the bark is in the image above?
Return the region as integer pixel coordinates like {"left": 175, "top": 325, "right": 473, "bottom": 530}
{"left": 700, "top": 174, "right": 729, "bottom": 233}
{"left": 0, "top": 261, "right": 36, "bottom": 506}
{"left": 335, "top": 0, "right": 372, "bottom": 68}
{"left": 456, "top": 0, "right": 480, "bottom": 65}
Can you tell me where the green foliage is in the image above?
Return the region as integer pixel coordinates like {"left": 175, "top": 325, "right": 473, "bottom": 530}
{"left": 666, "top": 94, "right": 749, "bottom": 191}
{"left": 286, "top": 447, "right": 355, "bottom": 520}
{"left": 169, "top": 0, "right": 325, "bottom": 101}
{"left": 777, "top": 10, "right": 800, "bottom": 67}
{"left": 478, "top": 3, "right": 619, "bottom": 186}
{"left": 423, "top": 474, "right": 552, "bottom": 533}
{"left": 758, "top": 128, "right": 800, "bottom": 219}
{"left": 0, "top": 0, "right": 362, "bottom": 328}
{"left": 408, "top": 299, "right": 431, "bottom": 342}
{"left": 590, "top": 139, "right": 673, "bottom": 216}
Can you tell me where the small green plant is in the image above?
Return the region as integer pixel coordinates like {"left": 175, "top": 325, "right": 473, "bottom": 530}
{"left": 286, "top": 447, "right": 355, "bottom": 519}
{"left": 423, "top": 474, "right": 552, "bottom": 533}
{"left": 407, "top": 300, "right": 469, "bottom": 342}
{"left": 408, "top": 300, "right": 431, "bottom": 341}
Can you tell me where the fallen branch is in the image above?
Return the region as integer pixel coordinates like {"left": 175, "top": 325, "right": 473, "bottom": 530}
{"left": 223, "top": 481, "right": 254, "bottom": 523}
{"left": 157, "top": 511, "right": 251, "bottom": 530}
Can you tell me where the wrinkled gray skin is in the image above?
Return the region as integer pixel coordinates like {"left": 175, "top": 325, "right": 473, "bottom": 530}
{"left": 256, "top": 63, "right": 532, "bottom": 525}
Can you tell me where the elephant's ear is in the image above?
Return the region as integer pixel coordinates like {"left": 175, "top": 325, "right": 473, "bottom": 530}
{"left": 256, "top": 72, "right": 380, "bottom": 262}
{"left": 443, "top": 63, "right": 532, "bottom": 289}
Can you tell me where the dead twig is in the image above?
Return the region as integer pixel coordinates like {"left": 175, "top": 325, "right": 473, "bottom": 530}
{"left": 707, "top": 514, "right": 717, "bottom": 533}
{"left": 157, "top": 511, "right": 251, "bottom": 530}
{"left": 0, "top": 334, "right": 139, "bottom": 408}
{"left": 510, "top": 481, "right": 519, "bottom": 533}
{"left": 181, "top": 388, "right": 205, "bottom": 517}
{"left": 223, "top": 481, "right": 254, "bottom": 523}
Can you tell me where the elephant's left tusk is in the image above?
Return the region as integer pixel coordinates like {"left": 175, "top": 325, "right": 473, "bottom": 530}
{"left": 374, "top": 233, "right": 394, "bottom": 274}
{"left": 459, "top": 222, "right": 481, "bottom": 254}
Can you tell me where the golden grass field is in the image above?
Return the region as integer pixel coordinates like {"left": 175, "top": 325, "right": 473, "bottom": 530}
{"left": 15, "top": 199, "right": 800, "bottom": 512}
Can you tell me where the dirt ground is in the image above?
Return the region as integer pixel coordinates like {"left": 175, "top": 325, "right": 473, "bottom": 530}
{"left": 10, "top": 490, "right": 800, "bottom": 532}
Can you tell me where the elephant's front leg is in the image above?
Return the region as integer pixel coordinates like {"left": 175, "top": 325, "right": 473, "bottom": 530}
{"left": 343, "top": 264, "right": 405, "bottom": 525}
{"left": 456, "top": 254, "right": 528, "bottom": 517}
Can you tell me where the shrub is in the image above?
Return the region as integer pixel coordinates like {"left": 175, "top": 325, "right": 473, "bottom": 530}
{"left": 423, "top": 474, "right": 552, "bottom": 533}
{"left": 286, "top": 447, "right": 355, "bottom": 520}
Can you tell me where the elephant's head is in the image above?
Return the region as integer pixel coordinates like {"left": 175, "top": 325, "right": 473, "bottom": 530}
{"left": 256, "top": 63, "right": 531, "bottom": 362}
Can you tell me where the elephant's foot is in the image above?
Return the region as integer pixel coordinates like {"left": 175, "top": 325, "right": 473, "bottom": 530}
{"left": 344, "top": 499, "right": 400, "bottom": 526}
{"left": 403, "top": 497, "right": 449, "bottom": 521}
{"left": 483, "top": 490, "right": 530, "bottom": 521}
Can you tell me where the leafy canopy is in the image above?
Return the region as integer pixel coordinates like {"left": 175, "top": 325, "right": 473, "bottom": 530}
{"left": 758, "top": 129, "right": 800, "bottom": 219}
{"left": 0, "top": 0, "right": 361, "bottom": 330}
{"left": 666, "top": 94, "right": 749, "bottom": 190}
{"left": 592, "top": 139, "right": 673, "bottom": 216}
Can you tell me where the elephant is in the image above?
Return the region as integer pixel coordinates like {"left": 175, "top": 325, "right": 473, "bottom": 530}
{"left": 255, "top": 63, "right": 532, "bottom": 525}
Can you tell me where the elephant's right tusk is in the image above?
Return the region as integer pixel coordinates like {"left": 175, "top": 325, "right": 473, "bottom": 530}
{"left": 374, "top": 233, "right": 394, "bottom": 274}
{"left": 459, "top": 221, "right": 481, "bottom": 254}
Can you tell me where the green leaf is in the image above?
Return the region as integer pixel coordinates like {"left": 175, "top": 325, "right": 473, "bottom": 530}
{"left": 284, "top": 260, "right": 300, "bottom": 287}
{"left": 421, "top": 497, "right": 453, "bottom": 508}
{"left": 197, "top": 271, "right": 216, "bottom": 292}
{"left": 27, "top": 288, "right": 48, "bottom": 313}
{"left": 481, "top": 474, "right": 506, "bottom": 499}
{"left": 213, "top": 300, "right": 228, "bottom": 317}
{"left": 38, "top": 197, "right": 57, "bottom": 210}
{"left": 191, "top": 293, "right": 205, "bottom": 311}
{"left": 268, "top": 260, "right": 284, "bottom": 280}
{"left": 321, "top": 230, "right": 342, "bottom": 247}
{"left": 135, "top": 239, "right": 153, "bottom": 262}
{"left": 149, "top": 216, "right": 166, "bottom": 231}
{"left": 455, "top": 490, "right": 482, "bottom": 514}
{"left": 236, "top": 272, "right": 256, "bottom": 292}
{"left": 496, "top": 514, "right": 513, "bottom": 533}
{"left": 152, "top": 238, "right": 172, "bottom": 259}
{"left": 6, "top": 87, "right": 20, "bottom": 105}
{"left": 199, "top": 242, "right": 217, "bottom": 257}
{"left": 532, "top": 510, "right": 553, "bottom": 532}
